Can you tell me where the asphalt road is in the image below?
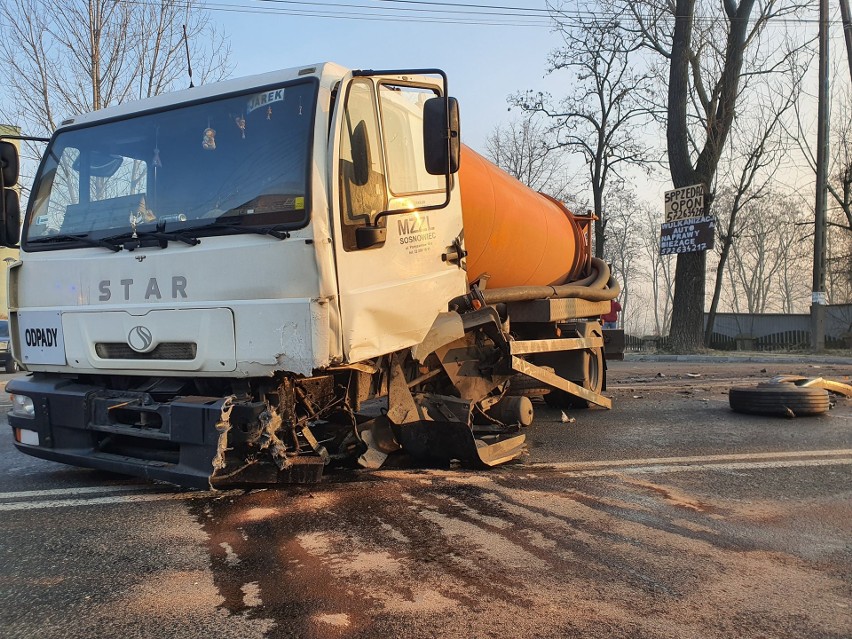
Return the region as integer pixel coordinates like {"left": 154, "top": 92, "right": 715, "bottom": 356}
{"left": 1, "top": 358, "right": 850, "bottom": 639}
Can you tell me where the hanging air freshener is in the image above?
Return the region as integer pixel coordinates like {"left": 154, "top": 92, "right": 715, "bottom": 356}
{"left": 136, "top": 196, "right": 157, "bottom": 223}
{"left": 235, "top": 115, "right": 246, "bottom": 139}
{"left": 153, "top": 147, "right": 162, "bottom": 169}
{"left": 267, "top": 106, "right": 272, "bottom": 120}
{"left": 202, "top": 127, "right": 216, "bottom": 151}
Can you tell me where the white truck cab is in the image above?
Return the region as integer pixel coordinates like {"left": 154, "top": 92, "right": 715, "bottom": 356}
{"left": 1, "top": 63, "right": 616, "bottom": 488}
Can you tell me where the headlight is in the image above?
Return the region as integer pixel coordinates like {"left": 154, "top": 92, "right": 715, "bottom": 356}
{"left": 9, "top": 393, "right": 35, "bottom": 418}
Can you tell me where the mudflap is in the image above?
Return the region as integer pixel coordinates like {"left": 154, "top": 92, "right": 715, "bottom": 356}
{"left": 377, "top": 351, "right": 526, "bottom": 469}
{"left": 395, "top": 422, "right": 525, "bottom": 468}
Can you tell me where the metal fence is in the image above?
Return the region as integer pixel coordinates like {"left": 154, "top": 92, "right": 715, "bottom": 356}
{"left": 624, "top": 334, "right": 669, "bottom": 353}
{"left": 624, "top": 305, "right": 852, "bottom": 352}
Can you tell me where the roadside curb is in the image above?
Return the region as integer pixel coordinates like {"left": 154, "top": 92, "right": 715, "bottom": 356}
{"left": 624, "top": 353, "right": 852, "bottom": 365}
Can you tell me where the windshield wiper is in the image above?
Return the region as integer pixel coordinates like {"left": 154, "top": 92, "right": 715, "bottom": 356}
{"left": 190, "top": 221, "right": 291, "bottom": 240}
{"left": 103, "top": 229, "right": 201, "bottom": 250}
{"left": 29, "top": 233, "right": 122, "bottom": 252}
{"left": 34, "top": 221, "right": 292, "bottom": 252}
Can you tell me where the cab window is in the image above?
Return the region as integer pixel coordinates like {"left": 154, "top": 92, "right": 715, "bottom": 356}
{"left": 338, "top": 78, "right": 447, "bottom": 251}
{"left": 378, "top": 83, "right": 444, "bottom": 197}
{"left": 339, "top": 79, "right": 386, "bottom": 250}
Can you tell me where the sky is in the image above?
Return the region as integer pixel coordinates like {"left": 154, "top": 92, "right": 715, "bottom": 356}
{"left": 208, "top": 1, "right": 566, "bottom": 155}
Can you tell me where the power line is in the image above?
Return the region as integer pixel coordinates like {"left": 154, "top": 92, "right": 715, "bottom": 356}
{"left": 375, "top": 0, "right": 552, "bottom": 13}
{"left": 252, "top": 0, "right": 553, "bottom": 17}
{"left": 118, "top": 0, "right": 551, "bottom": 27}
{"left": 250, "top": 0, "right": 552, "bottom": 22}
{"left": 113, "top": 0, "right": 829, "bottom": 28}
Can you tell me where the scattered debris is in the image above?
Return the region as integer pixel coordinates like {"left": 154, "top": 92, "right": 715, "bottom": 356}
{"left": 656, "top": 372, "right": 666, "bottom": 378}
{"left": 686, "top": 373, "right": 701, "bottom": 378}
{"left": 763, "top": 375, "right": 852, "bottom": 398}
{"left": 560, "top": 411, "right": 575, "bottom": 424}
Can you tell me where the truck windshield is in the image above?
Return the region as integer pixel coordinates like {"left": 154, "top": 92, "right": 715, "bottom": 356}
{"left": 25, "top": 79, "right": 316, "bottom": 246}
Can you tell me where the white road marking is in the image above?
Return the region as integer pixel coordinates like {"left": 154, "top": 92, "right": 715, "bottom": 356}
{"left": 551, "top": 457, "right": 852, "bottom": 479}
{"left": 0, "top": 489, "right": 240, "bottom": 512}
{"left": 524, "top": 448, "right": 852, "bottom": 471}
{"left": 0, "top": 450, "right": 848, "bottom": 511}
{"left": 0, "top": 484, "right": 153, "bottom": 500}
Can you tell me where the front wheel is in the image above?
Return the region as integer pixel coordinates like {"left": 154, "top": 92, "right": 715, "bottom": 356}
{"left": 4, "top": 359, "right": 17, "bottom": 374}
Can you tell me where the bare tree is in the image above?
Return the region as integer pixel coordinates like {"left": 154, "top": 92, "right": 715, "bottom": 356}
{"left": 722, "top": 193, "right": 810, "bottom": 313}
{"left": 825, "top": 87, "right": 852, "bottom": 234}
{"left": 638, "top": 207, "right": 675, "bottom": 335}
{"left": 601, "top": 186, "right": 646, "bottom": 330}
{"left": 793, "top": 79, "right": 852, "bottom": 304}
{"left": 824, "top": 87, "right": 852, "bottom": 302}
{"left": 0, "top": 0, "right": 232, "bottom": 143}
{"left": 704, "top": 56, "right": 805, "bottom": 343}
{"left": 825, "top": 205, "right": 852, "bottom": 302}
{"left": 510, "top": 0, "right": 656, "bottom": 259}
{"left": 485, "top": 114, "right": 572, "bottom": 198}
{"left": 625, "top": 0, "right": 810, "bottom": 351}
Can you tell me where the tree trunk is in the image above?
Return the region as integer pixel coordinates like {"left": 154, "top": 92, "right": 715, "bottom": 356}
{"left": 669, "top": 251, "right": 706, "bottom": 350}
{"left": 666, "top": 0, "right": 755, "bottom": 352}
{"left": 704, "top": 237, "right": 732, "bottom": 346}
{"left": 594, "top": 218, "right": 605, "bottom": 259}
{"left": 593, "top": 187, "right": 605, "bottom": 258}
{"left": 666, "top": 0, "right": 705, "bottom": 351}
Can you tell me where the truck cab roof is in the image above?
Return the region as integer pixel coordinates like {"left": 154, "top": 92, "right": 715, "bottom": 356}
{"left": 55, "top": 62, "right": 349, "bottom": 131}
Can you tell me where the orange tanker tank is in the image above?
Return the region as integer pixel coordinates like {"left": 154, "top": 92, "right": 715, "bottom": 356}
{"left": 458, "top": 145, "right": 591, "bottom": 289}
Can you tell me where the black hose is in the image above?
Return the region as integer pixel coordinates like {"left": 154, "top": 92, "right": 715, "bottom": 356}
{"left": 480, "top": 257, "right": 621, "bottom": 305}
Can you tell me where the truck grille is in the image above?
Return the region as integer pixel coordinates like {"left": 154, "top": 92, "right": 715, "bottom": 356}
{"left": 95, "top": 342, "right": 197, "bottom": 360}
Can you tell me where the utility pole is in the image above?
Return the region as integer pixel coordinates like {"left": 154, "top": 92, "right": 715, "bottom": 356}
{"left": 840, "top": 0, "right": 852, "bottom": 85}
{"left": 811, "top": 0, "right": 829, "bottom": 352}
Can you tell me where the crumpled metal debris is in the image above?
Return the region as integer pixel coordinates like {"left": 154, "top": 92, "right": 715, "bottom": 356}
{"left": 763, "top": 375, "right": 852, "bottom": 398}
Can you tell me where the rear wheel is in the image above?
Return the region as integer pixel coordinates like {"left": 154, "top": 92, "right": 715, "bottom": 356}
{"left": 544, "top": 346, "right": 604, "bottom": 409}
{"left": 4, "top": 359, "right": 17, "bottom": 374}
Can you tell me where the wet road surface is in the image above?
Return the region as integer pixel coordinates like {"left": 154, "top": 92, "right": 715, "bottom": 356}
{"left": 1, "top": 359, "right": 850, "bottom": 638}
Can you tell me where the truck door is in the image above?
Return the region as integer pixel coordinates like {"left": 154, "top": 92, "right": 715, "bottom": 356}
{"left": 329, "top": 72, "right": 467, "bottom": 363}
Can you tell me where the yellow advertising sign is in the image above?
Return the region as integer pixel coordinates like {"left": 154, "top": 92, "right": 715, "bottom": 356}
{"left": 664, "top": 183, "right": 704, "bottom": 222}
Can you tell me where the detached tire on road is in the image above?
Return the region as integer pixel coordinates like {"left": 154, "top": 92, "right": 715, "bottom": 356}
{"left": 729, "top": 385, "right": 830, "bottom": 417}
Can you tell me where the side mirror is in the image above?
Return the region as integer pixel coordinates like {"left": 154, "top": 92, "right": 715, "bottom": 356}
{"left": 0, "top": 141, "right": 19, "bottom": 187}
{"left": 355, "top": 224, "right": 387, "bottom": 250}
{"left": 423, "top": 96, "right": 460, "bottom": 176}
{"left": 0, "top": 189, "right": 20, "bottom": 247}
{"left": 0, "top": 141, "right": 21, "bottom": 248}
{"left": 350, "top": 121, "right": 372, "bottom": 187}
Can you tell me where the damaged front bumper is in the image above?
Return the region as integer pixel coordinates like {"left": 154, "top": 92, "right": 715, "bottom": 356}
{"left": 6, "top": 375, "right": 323, "bottom": 489}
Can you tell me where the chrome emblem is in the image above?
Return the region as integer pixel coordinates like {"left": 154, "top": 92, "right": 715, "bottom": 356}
{"left": 127, "top": 326, "right": 154, "bottom": 352}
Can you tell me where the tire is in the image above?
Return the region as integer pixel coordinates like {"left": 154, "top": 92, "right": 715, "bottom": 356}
{"left": 729, "top": 385, "right": 830, "bottom": 417}
{"left": 507, "top": 367, "right": 554, "bottom": 397}
{"left": 4, "top": 359, "right": 16, "bottom": 374}
{"left": 544, "top": 346, "right": 604, "bottom": 410}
